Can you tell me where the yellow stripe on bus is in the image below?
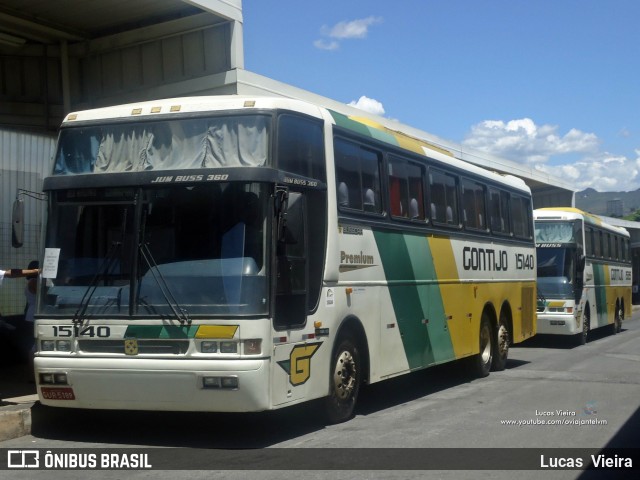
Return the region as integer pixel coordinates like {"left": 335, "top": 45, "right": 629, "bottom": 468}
{"left": 427, "top": 237, "right": 472, "bottom": 358}
{"left": 195, "top": 325, "right": 239, "bottom": 339}
{"left": 547, "top": 301, "right": 565, "bottom": 308}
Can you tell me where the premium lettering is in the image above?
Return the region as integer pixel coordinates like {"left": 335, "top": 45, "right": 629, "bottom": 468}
{"left": 341, "top": 251, "right": 374, "bottom": 265}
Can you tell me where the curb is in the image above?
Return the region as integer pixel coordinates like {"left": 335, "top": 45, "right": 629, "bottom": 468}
{"left": 0, "top": 403, "right": 33, "bottom": 442}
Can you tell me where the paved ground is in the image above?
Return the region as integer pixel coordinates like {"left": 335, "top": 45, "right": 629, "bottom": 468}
{"left": 2, "top": 305, "right": 639, "bottom": 444}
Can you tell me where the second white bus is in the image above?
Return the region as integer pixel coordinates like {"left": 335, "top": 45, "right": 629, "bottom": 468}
{"left": 534, "top": 208, "right": 631, "bottom": 344}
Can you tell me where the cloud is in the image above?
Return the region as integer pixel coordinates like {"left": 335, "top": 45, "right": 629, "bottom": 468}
{"left": 324, "top": 16, "right": 382, "bottom": 39}
{"left": 535, "top": 152, "right": 640, "bottom": 191}
{"left": 313, "top": 39, "right": 339, "bottom": 51}
{"left": 462, "top": 118, "right": 599, "bottom": 165}
{"left": 315, "top": 16, "right": 382, "bottom": 50}
{"left": 462, "top": 118, "right": 640, "bottom": 191}
{"left": 348, "top": 96, "right": 386, "bottom": 116}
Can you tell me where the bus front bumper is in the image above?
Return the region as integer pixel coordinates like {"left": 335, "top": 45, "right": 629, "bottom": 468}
{"left": 536, "top": 313, "right": 580, "bottom": 335}
{"left": 34, "top": 356, "right": 271, "bottom": 412}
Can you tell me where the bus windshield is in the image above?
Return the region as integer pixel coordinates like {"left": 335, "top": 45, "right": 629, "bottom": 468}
{"left": 536, "top": 247, "right": 576, "bottom": 298}
{"left": 534, "top": 221, "right": 575, "bottom": 243}
{"left": 53, "top": 114, "right": 270, "bottom": 175}
{"left": 40, "top": 182, "right": 269, "bottom": 318}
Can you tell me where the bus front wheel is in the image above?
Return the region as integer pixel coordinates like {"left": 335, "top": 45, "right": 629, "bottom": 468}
{"left": 324, "top": 335, "right": 361, "bottom": 424}
{"left": 578, "top": 308, "right": 590, "bottom": 345}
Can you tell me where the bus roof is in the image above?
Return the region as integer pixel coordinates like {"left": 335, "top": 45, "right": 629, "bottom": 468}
{"left": 62, "top": 94, "right": 531, "bottom": 195}
{"left": 534, "top": 207, "right": 630, "bottom": 237}
{"left": 62, "top": 95, "right": 327, "bottom": 124}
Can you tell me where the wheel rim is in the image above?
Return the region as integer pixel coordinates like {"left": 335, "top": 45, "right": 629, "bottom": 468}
{"left": 333, "top": 350, "right": 357, "bottom": 400}
{"left": 498, "top": 324, "right": 509, "bottom": 357}
{"left": 583, "top": 312, "right": 589, "bottom": 338}
{"left": 480, "top": 323, "right": 492, "bottom": 365}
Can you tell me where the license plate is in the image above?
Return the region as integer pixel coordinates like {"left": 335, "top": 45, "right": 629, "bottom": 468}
{"left": 41, "top": 387, "right": 76, "bottom": 400}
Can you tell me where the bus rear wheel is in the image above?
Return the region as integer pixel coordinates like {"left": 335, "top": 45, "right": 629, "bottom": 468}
{"left": 614, "top": 304, "right": 622, "bottom": 334}
{"left": 472, "top": 314, "right": 493, "bottom": 378}
{"left": 492, "top": 316, "right": 509, "bottom": 372}
{"left": 324, "top": 335, "right": 361, "bottom": 424}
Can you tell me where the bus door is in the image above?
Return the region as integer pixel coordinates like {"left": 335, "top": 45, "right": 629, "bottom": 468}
{"left": 272, "top": 190, "right": 311, "bottom": 405}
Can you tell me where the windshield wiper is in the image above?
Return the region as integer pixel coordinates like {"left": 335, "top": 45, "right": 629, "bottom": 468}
{"left": 73, "top": 240, "right": 121, "bottom": 324}
{"left": 138, "top": 242, "right": 191, "bottom": 325}
{"left": 73, "top": 206, "right": 129, "bottom": 324}
{"left": 537, "top": 288, "right": 547, "bottom": 309}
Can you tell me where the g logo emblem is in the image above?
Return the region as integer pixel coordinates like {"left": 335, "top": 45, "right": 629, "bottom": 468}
{"left": 278, "top": 343, "right": 321, "bottom": 386}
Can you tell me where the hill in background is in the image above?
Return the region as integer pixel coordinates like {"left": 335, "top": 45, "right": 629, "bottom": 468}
{"left": 574, "top": 188, "right": 640, "bottom": 218}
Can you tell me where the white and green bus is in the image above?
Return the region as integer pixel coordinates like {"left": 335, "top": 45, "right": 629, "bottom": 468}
{"left": 534, "top": 208, "right": 631, "bottom": 344}
{"left": 30, "top": 96, "right": 536, "bottom": 422}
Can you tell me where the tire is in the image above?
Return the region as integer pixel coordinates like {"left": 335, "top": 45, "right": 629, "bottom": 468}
{"left": 578, "top": 307, "right": 590, "bottom": 345}
{"left": 614, "top": 304, "right": 623, "bottom": 334}
{"left": 324, "top": 335, "right": 361, "bottom": 424}
{"left": 472, "top": 314, "right": 493, "bottom": 378}
{"left": 491, "top": 315, "right": 509, "bottom": 372}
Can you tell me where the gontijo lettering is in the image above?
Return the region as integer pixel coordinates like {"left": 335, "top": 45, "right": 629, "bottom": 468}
{"left": 462, "top": 246, "right": 508, "bottom": 271}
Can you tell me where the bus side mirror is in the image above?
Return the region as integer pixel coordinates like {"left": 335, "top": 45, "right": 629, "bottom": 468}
{"left": 12, "top": 198, "right": 24, "bottom": 248}
{"left": 578, "top": 254, "right": 586, "bottom": 272}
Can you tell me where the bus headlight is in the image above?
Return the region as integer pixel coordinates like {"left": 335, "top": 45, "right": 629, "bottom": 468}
{"left": 219, "top": 341, "right": 237, "bottom": 354}
{"left": 221, "top": 377, "right": 238, "bottom": 389}
{"left": 39, "top": 372, "right": 69, "bottom": 385}
{"left": 56, "top": 340, "right": 72, "bottom": 351}
{"left": 202, "top": 376, "right": 239, "bottom": 389}
{"left": 200, "top": 341, "right": 218, "bottom": 353}
{"left": 41, "top": 339, "right": 72, "bottom": 351}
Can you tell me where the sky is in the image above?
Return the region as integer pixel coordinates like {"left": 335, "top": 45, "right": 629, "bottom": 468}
{"left": 242, "top": 0, "right": 640, "bottom": 192}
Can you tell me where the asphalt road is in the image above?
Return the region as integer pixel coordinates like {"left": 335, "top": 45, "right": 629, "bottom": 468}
{"left": 2, "top": 311, "right": 639, "bottom": 480}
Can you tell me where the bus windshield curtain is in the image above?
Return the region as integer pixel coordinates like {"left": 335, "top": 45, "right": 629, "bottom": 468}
{"left": 535, "top": 223, "right": 574, "bottom": 243}
{"left": 54, "top": 116, "right": 269, "bottom": 175}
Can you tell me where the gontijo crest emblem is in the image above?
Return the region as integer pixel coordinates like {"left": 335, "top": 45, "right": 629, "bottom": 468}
{"left": 124, "top": 338, "right": 139, "bottom": 355}
{"left": 278, "top": 343, "right": 322, "bottom": 386}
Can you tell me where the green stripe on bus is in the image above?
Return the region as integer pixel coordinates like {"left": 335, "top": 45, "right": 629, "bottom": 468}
{"left": 124, "top": 325, "right": 199, "bottom": 339}
{"left": 403, "top": 234, "right": 455, "bottom": 364}
{"left": 330, "top": 110, "right": 399, "bottom": 146}
{"left": 373, "top": 230, "right": 454, "bottom": 369}
{"left": 591, "top": 264, "right": 609, "bottom": 327}
{"left": 330, "top": 111, "right": 372, "bottom": 137}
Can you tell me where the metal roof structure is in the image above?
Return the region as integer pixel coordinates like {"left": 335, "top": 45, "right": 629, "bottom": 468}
{"left": 0, "top": 0, "right": 243, "bottom": 128}
{"left": 0, "top": 0, "right": 574, "bottom": 206}
{"left": 0, "top": 0, "right": 246, "bottom": 45}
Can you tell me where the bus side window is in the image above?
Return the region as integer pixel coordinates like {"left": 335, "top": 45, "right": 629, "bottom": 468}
{"left": 462, "top": 178, "right": 487, "bottom": 231}
{"left": 334, "top": 137, "right": 382, "bottom": 214}
{"left": 489, "top": 188, "right": 510, "bottom": 235}
{"left": 510, "top": 194, "right": 532, "bottom": 239}
{"left": 430, "top": 169, "right": 458, "bottom": 226}
{"left": 275, "top": 192, "right": 307, "bottom": 329}
{"left": 389, "top": 156, "right": 425, "bottom": 221}
{"left": 277, "top": 114, "right": 326, "bottom": 182}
